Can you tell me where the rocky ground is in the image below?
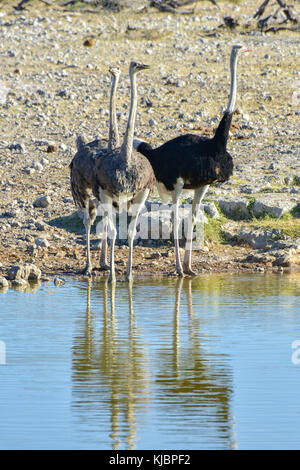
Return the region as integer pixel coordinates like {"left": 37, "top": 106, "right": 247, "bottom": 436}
{"left": 0, "top": 0, "right": 299, "bottom": 287}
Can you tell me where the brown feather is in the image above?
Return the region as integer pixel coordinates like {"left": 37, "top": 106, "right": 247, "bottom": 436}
{"left": 92, "top": 148, "right": 155, "bottom": 202}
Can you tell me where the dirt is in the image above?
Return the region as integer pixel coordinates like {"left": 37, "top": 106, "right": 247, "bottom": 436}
{"left": 0, "top": 0, "right": 299, "bottom": 280}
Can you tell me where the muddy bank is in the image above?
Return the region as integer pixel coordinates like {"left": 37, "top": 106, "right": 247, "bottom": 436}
{"left": 1, "top": 240, "right": 299, "bottom": 287}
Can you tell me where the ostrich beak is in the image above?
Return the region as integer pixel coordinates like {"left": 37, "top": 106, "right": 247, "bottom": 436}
{"left": 137, "top": 63, "right": 150, "bottom": 70}
{"left": 241, "top": 47, "right": 251, "bottom": 53}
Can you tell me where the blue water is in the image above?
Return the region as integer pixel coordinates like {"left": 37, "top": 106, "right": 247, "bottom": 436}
{"left": 0, "top": 273, "right": 299, "bottom": 450}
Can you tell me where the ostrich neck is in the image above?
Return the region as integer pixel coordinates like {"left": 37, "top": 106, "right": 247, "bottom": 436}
{"left": 121, "top": 71, "right": 137, "bottom": 163}
{"left": 108, "top": 75, "right": 120, "bottom": 151}
{"left": 213, "top": 51, "right": 239, "bottom": 150}
{"left": 226, "top": 52, "right": 238, "bottom": 114}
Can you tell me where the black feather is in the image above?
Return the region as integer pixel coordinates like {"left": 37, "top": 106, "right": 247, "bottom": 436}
{"left": 136, "top": 112, "right": 234, "bottom": 191}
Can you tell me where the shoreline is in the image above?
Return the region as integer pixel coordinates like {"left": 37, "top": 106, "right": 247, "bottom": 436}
{"left": 1, "top": 241, "right": 300, "bottom": 290}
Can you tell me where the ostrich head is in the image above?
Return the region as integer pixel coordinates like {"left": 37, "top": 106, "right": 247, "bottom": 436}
{"left": 231, "top": 44, "right": 251, "bottom": 56}
{"left": 129, "top": 61, "right": 150, "bottom": 74}
{"left": 109, "top": 65, "right": 121, "bottom": 78}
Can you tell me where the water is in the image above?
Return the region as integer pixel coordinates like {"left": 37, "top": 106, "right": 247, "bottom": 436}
{"left": 0, "top": 273, "right": 300, "bottom": 450}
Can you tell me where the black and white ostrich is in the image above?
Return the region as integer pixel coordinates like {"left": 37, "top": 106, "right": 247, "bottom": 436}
{"left": 92, "top": 61, "right": 155, "bottom": 283}
{"left": 133, "top": 44, "right": 250, "bottom": 276}
{"left": 70, "top": 66, "right": 121, "bottom": 275}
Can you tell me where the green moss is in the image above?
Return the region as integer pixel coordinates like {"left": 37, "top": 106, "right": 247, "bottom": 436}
{"left": 250, "top": 217, "right": 300, "bottom": 240}
{"left": 204, "top": 214, "right": 228, "bottom": 244}
{"left": 291, "top": 203, "right": 300, "bottom": 218}
{"left": 247, "top": 196, "right": 256, "bottom": 211}
{"left": 231, "top": 176, "right": 249, "bottom": 186}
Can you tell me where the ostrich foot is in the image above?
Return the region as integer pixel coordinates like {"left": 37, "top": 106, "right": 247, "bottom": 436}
{"left": 175, "top": 266, "right": 184, "bottom": 277}
{"left": 125, "top": 271, "right": 133, "bottom": 283}
{"left": 183, "top": 266, "right": 197, "bottom": 276}
{"left": 108, "top": 271, "right": 116, "bottom": 283}
{"left": 100, "top": 263, "right": 110, "bottom": 271}
{"left": 80, "top": 266, "right": 93, "bottom": 276}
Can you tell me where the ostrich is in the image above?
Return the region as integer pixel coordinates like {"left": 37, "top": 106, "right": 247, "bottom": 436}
{"left": 133, "top": 44, "right": 250, "bottom": 276}
{"left": 92, "top": 61, "right": 155, "bottom": 283}
{"left": 69, "top": 65, "right": 121, "bottom": 275}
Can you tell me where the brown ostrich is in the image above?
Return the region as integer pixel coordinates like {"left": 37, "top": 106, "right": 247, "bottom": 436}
{"left": 92, "top": 61, "right": 155, "bottom": 283}
{"left": 69, "top": 66, "right": 121, "bottom": 275}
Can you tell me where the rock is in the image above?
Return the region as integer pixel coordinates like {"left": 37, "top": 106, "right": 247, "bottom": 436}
{"left": 217, "top": 198, "right": 250, "bottom": 220}
{"left": 35, "top": 237, "right": 50, "bottom": 248}
{"left": 59, "top": 143, "right": 67, "bottom": 152}
{"left": 235, "top": 229, "right": 271, "bottom": 249}
{"left": 57, "top": 89, "right": 67, "bottom": 98}
{"left": 83, "top": 38, "right": 94, "bottom": 47}
{"left": 46, "top": 144, "right": 57, "bottom": 153}
{"left": 148, "top": 252, "right": 161, "bottom": 259}
{"left": 31, "top": 161, "right": 43, "bottom": 171}
{"left": 271, "top": 250, "right": 296, "bottom": 268}
{"left": 136, "top": 210, "right": 172, "bottom": 242}
{"left": 35, "top": 221, "right": 47, "bottom": 231}
{"left": 239, "top": 184, "right": 256, "bottom": 194}
{"left": 0, "top": 276, "right": 9, "bottom": 288}
{"left": 23, "top": 167, "right": 36, "bottom": 175}
{"left": 7, "top": 263, "right": 41, "bottom": 281}
{"left": 8, "top": 142, "right": 26, "bottom": 153}
{"left": 223, "top": 225, "right": 282, "bottom": 250}
{"left": 175, "top": 79, "right": 186, "bottom": 88}
{"left": 11, "top": 279, "right": 28, "bottom": 288}
{"left": 245, "top": 252, "right": 275, "bottom": 264}
{"left": 203, "top": 202, "right": 219, "bottom": 219}
{"left": 255, "top": 266, "right": 265, "bottom": 272}
{"left": 252, "top": 195, "right": 296, "bottom": 219}
{"left": 272, "top": 253, "right": 291, "bottom": 267}
{"left": 54, "top": 277, "right": 65, "bottom": 286}
{"left": 33, "top": 195, "right": 51, "bottom": 208}
{"left": 2, "top": 208, "right": 20, "bottom": 218}
{"left": 270, "top": 244, "right": 300, "bottom": 268}
{"left": 284, "top": 176, "right": 294, "bottom": 185}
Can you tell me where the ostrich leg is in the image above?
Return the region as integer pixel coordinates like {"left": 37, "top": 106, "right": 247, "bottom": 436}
{"left": 101, "top": 194, "right": 117, "bottom": 283}
{"left": 172, "top": 179, "right": 184, "bottom": 276}
{"left": 99, "top": 215, "right": 110, "bottom": 270}
{"left": 182, "top": 185, "right": 209, "bottom": 275}
{"left": 126, "top": 188, "right": 150, "bottom": 282}
{"left": 107, "top": 216, "right": 117, "bottom": 284}
{"left": 83, "top": 207, "right": 93, "bottom": 276}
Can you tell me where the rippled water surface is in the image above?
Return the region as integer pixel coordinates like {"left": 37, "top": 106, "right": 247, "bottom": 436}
{"left": 0, "top": 273, "right": 300, "bottom": 450}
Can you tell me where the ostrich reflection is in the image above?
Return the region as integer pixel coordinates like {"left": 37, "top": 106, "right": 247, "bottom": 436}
{"left": 71, "top": 278, "right": 234, "bottom": 449}
{"left": 157, "top": 277, "right": 234, "bottom": 448}
{"left": 71, "top": 279, "right": 150, "bottom": 450}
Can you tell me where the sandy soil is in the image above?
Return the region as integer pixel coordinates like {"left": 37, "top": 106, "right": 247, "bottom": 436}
{"left": 0, "top": 0, "right": 299, "bottom": 280}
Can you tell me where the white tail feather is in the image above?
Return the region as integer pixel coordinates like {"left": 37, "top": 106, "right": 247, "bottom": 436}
{"left": 133, "top": 138, "right": 143, "bottom": 150}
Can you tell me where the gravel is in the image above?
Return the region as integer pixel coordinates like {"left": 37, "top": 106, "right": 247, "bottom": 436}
{"left": 0, "top": 0, "right": 299, "bottom": 279}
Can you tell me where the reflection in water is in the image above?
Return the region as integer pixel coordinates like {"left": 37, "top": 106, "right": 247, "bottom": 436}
{"left": 72, "top": 279, "right": 151, "bottom": 449}
{"left": 157, "top": 278, "right": 233, "bottom": 448}
{"left": 102, "top": 281, "right": 151, "bottom": 450}
{"left": 1, "top": 272, "right": 300, "bottom": 449}
{"left": 71, "top": 277, "right": 234, "bottom": 449}
{"left": 191, "top": 272, "right": 300, "bottom": 300}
